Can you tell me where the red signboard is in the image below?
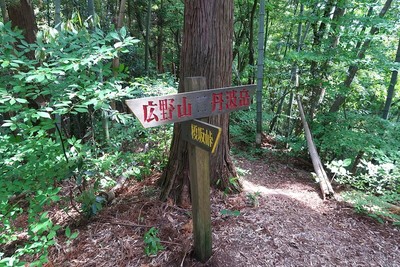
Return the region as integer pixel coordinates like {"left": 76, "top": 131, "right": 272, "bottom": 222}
{"left": 126, "top": 85, "right": 256, "bottom": 128}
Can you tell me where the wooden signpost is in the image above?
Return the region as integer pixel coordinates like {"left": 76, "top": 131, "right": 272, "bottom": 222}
{"left": 126, "top": 83, "right": 256, "bottom": 128}
{"left": 126, "top": 77, "right": 255, "bottom": 262}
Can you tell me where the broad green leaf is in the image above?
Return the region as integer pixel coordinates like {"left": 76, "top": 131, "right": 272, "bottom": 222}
{"left": 70, "top": 231, "right": 79, "bottom": 239}
{"left": 15, "top": 98, "right": 28, "bottom": 104}
{"left": 110, "top": 32, "right": 120, "bottom": 41}
{"left": 120, "top": 27, "right": 127, "bottom": 39}
{"left": 343, "top": 158, "right": 352, "bottom": 167}
{"left": 37, "top": 112, "right": 51, "bottom": 119}
{"left": 75, "top": 107, "right": 89, "bottom": 113}
{"left": 114, "top": 42, "right": 123, "bottom": 48}
{"left": 1, "top": 60, "right": 9, "bottom": 67}
{"left": 47, "top": 230, "right": 56, "bottom": 239}
{"left": 65, "top": 226, "right": 71, "bottom": 237}
{"left": 1, "top": 122, "right": 13, "bottom": 127}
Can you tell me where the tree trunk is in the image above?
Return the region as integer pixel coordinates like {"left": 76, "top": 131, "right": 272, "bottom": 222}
{"left": 54, "top": 0, "right": 61, "bottom": 29}
{"left": 286, "top": 3, "right": 303, "bottom": 140}
{"left": 7, "top": 0, "right": 38, "bottom": 45}
{"left": 159, "top": 0, "right": 236, "bottom": 204}
{"left": 87, "top": 0, "right": 95, "bottom": 25}
{"left": 263, "top": 3, "right": 269, "bottom": 54}
{"left": 308, "top": 0, "right": 335, "bottom": 120}
{"left": 247, "top": 0, "right": 258, "bottom": 84}
{"left": 144, "top": 0, "right": 151, "bottom": 75}
{"left": 256, "top": 0, "right": 265, "bottom": 148}
{"left": 156, "top": 0, "right": 165, "bottom": 73}
{"left": 0, "top": 0, "right": 8, "bottom": 23}
{"left": 382, "top": 37, "right": 400, "bottom": 120}
{"left": 269, "top": 88, "right": 288, "bottom": 133}
{"left": 329, "top": 0, "right": 394, "bottom": 113}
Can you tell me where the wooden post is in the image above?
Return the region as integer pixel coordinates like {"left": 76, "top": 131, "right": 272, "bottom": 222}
{"left": 185, "top": 77, "right": 212, "bottom": 262}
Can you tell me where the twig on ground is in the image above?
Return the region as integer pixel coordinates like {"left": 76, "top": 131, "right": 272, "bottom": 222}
{"left": 107, "top": 221, "right": 155, "bottom": 228}
{"left": 160, "top": 240, "right": 182, "bottom": 246}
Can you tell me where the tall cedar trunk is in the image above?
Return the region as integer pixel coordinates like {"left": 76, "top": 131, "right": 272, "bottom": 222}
{"left": 159, "top": 0, "right": 236, "bottom": 204}
{"left": 54, "top": 0, "right": 61, "bottom": 29}
{"left": 144, "top": 0, "right": 151, "bottom": 74}
{"left": 382, "top": 37, "right": 400, "bottom": 119}
{"left": 329, "top": 0, "right": 393, "bottom": 113}
{"left": 7, "top": 0, "right": 37, "bottom": 45}
{"left": 156, "top": 0, "right": 164, "bottom": 73}
{"left": 1, "top": 0, "right": 8, "bottom": 22}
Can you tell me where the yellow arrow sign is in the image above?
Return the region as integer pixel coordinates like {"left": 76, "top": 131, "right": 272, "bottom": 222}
{"left": 181, "top": 119, "right": 222, "bottom": 154}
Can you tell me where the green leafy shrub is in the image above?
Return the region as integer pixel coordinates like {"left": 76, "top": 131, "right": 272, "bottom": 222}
{"left": 143, "top": 227, "right": 164, "bottom": 256}
{"left": 287, "top": 112, "right": 400, "bottom": 195}
{"left": 230, "top": 108, "right": 256, "bottom": 146}
{"left": 0, "top": 21, "right": 142, "bottom": 265}
{"left": 343, "top": 191, "right": 400, "bottom": 226}
{"left": 0, "top": 19, "right": 176, "bottom": 264}
{"left": 312, "top": 112, "right": 399, "bottom": 166}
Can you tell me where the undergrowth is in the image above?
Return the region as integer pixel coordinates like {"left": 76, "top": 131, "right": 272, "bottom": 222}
{"left": 0, "top": 22, "right": 174, "bottom": 265}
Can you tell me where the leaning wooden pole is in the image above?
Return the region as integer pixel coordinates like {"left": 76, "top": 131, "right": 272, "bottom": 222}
{"left": 296, "top": 95, "right": 334, "bottom": 200}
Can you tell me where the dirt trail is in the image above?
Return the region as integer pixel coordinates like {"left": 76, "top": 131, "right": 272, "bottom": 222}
{"left": 49, "top": 155, "right": 400, "bottom": 267}
{"left": 207, "top": 156, "right": 400, "bottom": 267}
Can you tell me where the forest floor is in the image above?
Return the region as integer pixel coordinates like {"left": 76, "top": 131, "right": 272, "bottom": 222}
{"left": 47, "top": 146, "right": 400, "bottom": 267}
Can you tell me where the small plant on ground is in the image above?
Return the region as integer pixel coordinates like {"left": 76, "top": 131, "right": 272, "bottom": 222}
{"left": 65, "top": 226, "right": 79, "bottom": 246}
{"left": 246, "top": 191, "right": 261, "bottom": 207}
{"left": 143, "top": 227, "right": 164, "bottom": 256}
{"left": 220, "top": 209, "right": 241, "bottom": 217}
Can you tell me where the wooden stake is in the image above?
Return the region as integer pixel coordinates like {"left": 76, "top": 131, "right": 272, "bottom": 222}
{"left": 185, "top": 77, "right": 212, "bottom": 262}
{"left": 297, "top": 95, "right": 334, "bottom": 200}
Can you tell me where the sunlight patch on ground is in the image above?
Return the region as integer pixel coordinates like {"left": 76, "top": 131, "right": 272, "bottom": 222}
{"left": 241, "top": 179, "right": 323, "bottom": 210}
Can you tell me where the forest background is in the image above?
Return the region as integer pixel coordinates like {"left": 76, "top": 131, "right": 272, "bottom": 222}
{"left": 0, "top": 0, "right": 399, "bottom": 265}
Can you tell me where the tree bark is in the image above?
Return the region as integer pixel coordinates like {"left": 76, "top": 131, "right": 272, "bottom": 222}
{"left": 1, "top": 0, "right": 8, "bottom": 23}
{"left": 382, "top": 37, "right": 400, "bottom": 120}
{"left": 156, "top": 0, "right": 165, "bottom": 73}
{"left": 256, "top": 0, "right": 265, "bottom": 148}
{"left": 329, "top": 0, "right": 394, "bottom": 113}
{"left": 308, "top": 0, "right": 335, "bottom": 119}
{"left": 144, "top": 0, "right": 151, "bottom": 75}
{"left": 286, "top": 3, "right": 304, "bottom": 140}
{"left": 88, "top": 0, "right": 95, "bottom": 23}
{"left": 54, "top": 0, "right": 61, "bottom": 30}
{"left": 247, "top": 0, "right": 258, "bottom": 84}
{"left": 7, "top": 0, "right": 37, "bottom": 45}
{"left": 159, "top": 0, "right": 236, "bottom": 203}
